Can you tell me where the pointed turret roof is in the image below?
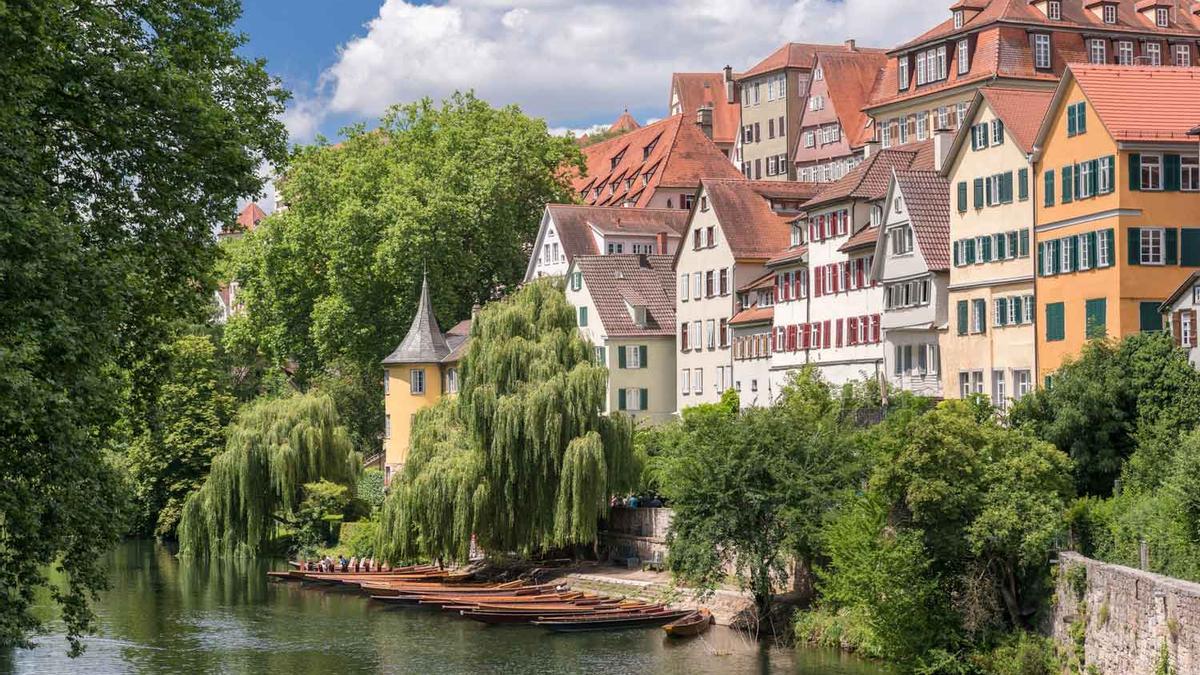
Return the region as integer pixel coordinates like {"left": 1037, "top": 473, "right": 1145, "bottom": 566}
{"left": 609, "top": 109, "right": 640, "bottom": 133}
{"left": 382, "top": 274, "right": 450, "bottom": 365}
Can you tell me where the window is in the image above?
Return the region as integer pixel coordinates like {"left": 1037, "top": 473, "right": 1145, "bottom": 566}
{"left": 706, "top": 226, "right": 715, "bottom": 247}
{"left": 992, "top": 371, "right": 1007, "bottom": 410}
{"left": 1047, "top": 0, "right": 1061, "bottom": 20}
{"left": 971, "top": 123, "right": 989, "bottom": 151}
{"left": 1156, "top": 7, "right": 1168, "bottom": 27}
{"left": 1184, "top": 156, "right": 1199, "bottom": 192}
{"left": 692, "top": 272, "right": 702, "bottom": 299}
{"left": 1086, "top": 298, "right": 1108, "bottom": 338}
{"left": 1117, "top": 41, "right": 1134, "bottom": 66}
{"left": 1046, "top": 302, "right": 1065, "bottom": 342}
{"left": 972, "top": 298, "right": 986, "bottom": 334}
{"left": 1184, "top": 311, "right": 1195, "bottom": 347}
{"left": 804, "top": 131, "right": 815, "bottom": 148}
{"left": 719, "top": 268, "right": 729, "bottom": 295}
{"left": 1103, "top": 4, "right": 1117, "bottom": 24}
{"left": 1176, "top": 45, "right": 1192, "bottom": 67}
{"left": 606, "top": 242, "right": 624, "bottom": 254}
{"left": 954, "top": 10, "right": 964, "bottom": 28}
{"left": 898, "top": 56, "right": 909, "bottom": 90}
{"left": 1097, "top": 230, "right": 1112, "bottom": 267}
{"left": 1089, "top": 39, "right": 1106, "bottom": 65}
{"left": 577, "top": 306, "right": 588, "bottom": 327}
{"left": 706, "top": 319, "right": 715, "bottom": 349}
{"left": 957, "top": 39, "right": 970, "bottom": 74}
{"left": 1141, "top": 228, "right": 1165, "bottom": 265}
{"left": 1079, "top": 233, "right": 1092, "bottom": 271}
{"left": 937, "top": 106, "right": 950, "bottom": 131}
{"left": 681, "top": 194, "right": 696, "bottom": 210}
{"left": 446, "top": 367, "right": 459, "bottom": 394}
{"left": 1078, "top": 161, "right": 1094, "bottom": 198}
{"left": 916, "top": 46, "right": 948, "bottom": 85}
{"left": 1033, "top": 34, "right": 1051, "bottom": 69}
{"left": 705, "top": 270, "right": 714, "bottom": 297}
{"left": 1099, "top": 156, "right": 1113, "bottom": 194}
{"left": 410, "top": 368, "right": 425, "bottom": 394}
{"left": 1013, "top": 370, "right": 1032, "bottom": 398}
{"left": 959, "top": 372, "right": 972, "bottom": 399}
{"left": 1141, "top": 301, "right": 1164, "bottom": 331}
{"left": 1060, "top": 235, "right": 1074, "bottom": 273}
{"left": 972, "top": 371, "right": 984, "bottom": 394}
{"left": 809, "top": 95, "right": 825, "bottom": 111}
{"left": 384, "top": 414, "right": 390, "bottom": 439}
{"left": 1142, "top": 154, "right": 1163, "bottom": 190}
{"left": 692, "top": 368, "right": 703, "bottom": 395}
{"left": 624, "top": 345, "right": 642, "bottom": 369}
{"left": 956, "top": 102, "right": 969, "bottom": 128}
{"left": 916, "top": 113, "right": 929, "bottom": 141}
{"left": 1146, "top": 42, "right": 1162, "bottom": 66}
{"left": 680, "top": 369, "right": 690, "bottom": 396}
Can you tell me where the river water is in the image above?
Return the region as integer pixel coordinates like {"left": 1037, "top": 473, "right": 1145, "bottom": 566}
{"left": 7, "top": 541, "right": 891, "bottom": 674}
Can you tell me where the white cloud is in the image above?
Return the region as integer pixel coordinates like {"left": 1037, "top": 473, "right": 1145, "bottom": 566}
{"left": 287, "top": 0, "right": 947, "bottom": 140}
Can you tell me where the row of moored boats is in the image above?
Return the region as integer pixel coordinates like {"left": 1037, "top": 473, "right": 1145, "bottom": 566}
{"left": 268, "top": 563, "right": 712, "bottom": 635}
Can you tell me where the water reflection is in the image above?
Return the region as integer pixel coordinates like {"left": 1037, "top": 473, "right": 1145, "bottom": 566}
{"left": 10, "top": 541, "right": 891, "bottom": 674}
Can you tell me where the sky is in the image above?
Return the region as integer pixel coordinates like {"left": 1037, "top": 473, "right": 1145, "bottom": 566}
{"left": 234, "top": 0, "right": 949, "bottom": 150}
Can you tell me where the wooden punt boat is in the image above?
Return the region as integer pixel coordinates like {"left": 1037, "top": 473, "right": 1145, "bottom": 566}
{"left": 662, "top": 609, "right": 712, "bottom": 637}
{"left": 368, "top": 591, "right": 566, "bottom": 606}
{"left": 460, "top": 605, "right": 662, "bottom": 625}
{"left": 350, "top": 579, "right": 514, "bottom": 594}
{"left": 418, "top": 592, "right": 589, "bottom": 608}
{"left": 368, "top": 584, "right": 558, "bottom": 599}
{"left": 533, "top": 609, "right": 691, "bottom": 632}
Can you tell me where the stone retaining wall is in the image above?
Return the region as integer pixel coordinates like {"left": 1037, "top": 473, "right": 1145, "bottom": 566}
{"left": 599, "top": 507, "right": 672, "bottom": 563}
{"left": 1053, "top": 552, "right": 1200, "bottom": 674}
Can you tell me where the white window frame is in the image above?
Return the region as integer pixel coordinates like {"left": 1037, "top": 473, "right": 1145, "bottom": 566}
{"left": 898, "top": 56, "right": 909, "bottom": 90}
{"left": 1142, "top": 154, "right": 1163, "bottom": 191}
{"left": 625, "top": 345, "right": 641, "bottom": 369}
{"left": 1176, "top": 44, "right": 1192, "bottom": 68}
{"left": 1023, "top": 295, "right": 1035, "bottom": 324}
{"left": 680, "top": 369, "right": 690, "bottom": 396}
{"left": 1183, "top": 156, "right": 1199, "bottom": 192}
{"left": 1103, "top": 4, "right": 1117, "bottom": 24}
{"left": 1078, "top": 161, "right": 1094, "bottom": 199}
{"left": 957, "top": 39, "right": 970, "bottom": 74}
{"left": 1146, "top": 42, "right": 1162, "bottom": 66}
{"left": 1079, "top": 234, "right": 1092, "bottom": 271}
{"left": 1034, "top": 34, "right": 1051, "bottom": 69}
{"left": 954, "top": 10, "right": 964, "bottom": 29}
{"left": 692, "top": 368, "right": 703, "bottom": 395}
{"left": 1089, "top": 39, "right": 1106, "bottom": 65}
{"left": 1015, "top": 369, "right": 1032, "bottom": 398}
{"left": 1141, "top": 227, "right": 1165, "bottom": 265}
{"left": 1047, "top": 0, "right": 1061, "bottom": 20}
{"left": 1118, "top": 41, "right": 1134, "bottom": 65}
{"left": 410, "top": 368, "right": 426, "bottom": 395}
{"left": 1099, "top": 157, "right": 1113, "bottom": 194}
{"left": 1156, "top": 7, "right": 1169, "bottom": 27}
{"left": 992, "top": 370, "right": 1007, "bottom": 410}
{"left": 1060, "top": 236, "right": 1074, "bottom": 273}
{"left": 1097, "top": 230, "right": 1112, "bottom": 267}
{"left": 1183, "top": 312, "right": 1194, "bottom": 348}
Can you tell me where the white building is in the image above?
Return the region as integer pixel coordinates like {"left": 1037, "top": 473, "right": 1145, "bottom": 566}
{"left": 1162, "top": 271, "right": 1200, "bottom": 370}
{"left": 565, "top": 254, "right": 678, "bottom": 425}
{"left": 676, "top": 179, "right": 819, "bottom": 407}
{"left": 872, "top": 169, "right": 951, "bottom": 397}
{"left": 770, "top": 145, "right": 933, "bottom": 390}
{"left": 730, "top": 272, "right": 776, "bottom": 408}
{"left": 525, "top": 205, "right": 686, "bottom": 282}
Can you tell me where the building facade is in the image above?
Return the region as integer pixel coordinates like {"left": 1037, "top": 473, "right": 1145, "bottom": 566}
{"left": 730, "top": 272, "right": 777, "bottom": 408}
{"left": 668, "top": 71, "right": 741, "bottom": 157}
{"left": 794, "top": 49, "right": 888, "bottom": 183}
{"left": 676, "top": 179, "right": 818, "bottom": 406}
{"left": 941, "top": 87, "right": 1049, "bottom": 406}
{"left": 873, "top": 169, "right": 951, "bottom": 397}
{"left": 1033, "top": 64, "right": 1200, "bottom": 381}
{"left": 1161, "top": 271, "right": 1200, "bottom": 368}
{"left": 525, "top": 205, "right": 686, "bottom": 282}
{"left": 565, "top": 254, "right": 677, "bottom": 425}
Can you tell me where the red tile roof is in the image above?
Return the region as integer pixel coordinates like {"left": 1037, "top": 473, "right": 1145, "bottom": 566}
{"left": 575, "top": 115, "right": 742, "bottom": 208}
{"left": 545, "top": 204, "right": 687, "bottom": 264}
{"left": 894, "top": 170, "right": 952, "bottom": 271}
{"left": 806, "top": 142, "right": 934, "bottom": 211}
{"left": 978, "top": 87, "right": 1055, "bottom": 153}
{"left": 575, "top": 254, "right": 676, "bottom": 337}
{"left": 868, "top": 0, "right": 1200, "bottom": 113}
{"left": 702, "top": 180, "right": 821, "bottom": 260}
{"left": 737, "top": 42, "right": 884, "bottom": 81}
{"left": 730, "top": 306, "right": 775, "bottom": 326}
{"left": 670, "top": 72, "right": 740, "bottom": 146}
{"left": 739, "top": 270, "right": 778, "bottom": 292}
{"left": 609, "top": 109, "right": 640, "bottom": 133}
{"left": 839, "top": 224, "right": 881, "bottom": 252}
{"left": 1067, "top": 65, "right": 1200, "bottom": 142}
{"left": 766, "top": 245, "right": 808, "bottom": 268}
{"left": 803, "top": 51, "right": 889, "bottom": 150}
{"left": 236, "top": 203, "right": 265, "bottom": 231}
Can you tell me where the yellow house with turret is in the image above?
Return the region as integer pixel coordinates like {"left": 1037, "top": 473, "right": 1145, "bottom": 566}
{"left": 381, "top": 275, "right": 469, "bottom": 484}
{"left": 1032, "top": 65, "right": 1200, "bottom": 383}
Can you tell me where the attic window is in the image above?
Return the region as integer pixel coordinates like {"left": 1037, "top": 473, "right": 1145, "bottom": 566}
{"left": 954, "top": 10, "right": 964, "bottom": 29}
{"left": 1156, "top": 7, "right": 1168, "bottom": 27}
{"left": 1047, "top": 1, "right": 1061, "bottom": 20}
{"left": 643, "top": 135, "right": 661, "bottom": 159}
{"left": 610, "top": 148, "right": 626, "bottom": 170}
{"left": 1103, "top": 4, "right": 1116, "bottom": 23}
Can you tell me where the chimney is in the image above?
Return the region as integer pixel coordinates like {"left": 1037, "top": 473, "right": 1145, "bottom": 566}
{"left": 845, "top": 39, "right": 857, "bottom": 52}
{"left": 696, "top": 104, "right": 714, "bottom": 139}
{"left": 933, "top": 126, "right": 955, "bottom": 173}
{"left": 656, "top": 231, "right": 669, "bottom": 255}
{"left": 723, "top": 65, "right": 735, "bottom": 104}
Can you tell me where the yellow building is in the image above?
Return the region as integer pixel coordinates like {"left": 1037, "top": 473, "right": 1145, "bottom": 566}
{"left": 381, "top": 276, "right": 469, "bottom": 484}
{"left": 1032, "top": 65, "right": 1200, "bottom": 382}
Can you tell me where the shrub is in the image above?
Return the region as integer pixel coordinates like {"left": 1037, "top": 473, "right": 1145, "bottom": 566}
{"left": 357, "top": 468, "right": 386, "bottom": 510}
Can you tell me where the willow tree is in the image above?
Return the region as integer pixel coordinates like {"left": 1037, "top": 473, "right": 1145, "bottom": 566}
{"left": 379, "top": 280, "right": 639, "bottom": 562}
{"left": 178, "top": 393, "right": 360, "bottom": 557}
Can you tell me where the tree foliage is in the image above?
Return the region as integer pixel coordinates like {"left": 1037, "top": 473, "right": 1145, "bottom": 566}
{"left": 225, "top": 93, "right": 585, "bottom": 448}
{"left": 177, "top": 393, "right": 360, "bottom": 558}
{"left": 0, "top": 0, "right": 286, "bottom": 653}
{"left": 125, "top": 334, "right": 237, "bottom": 538}
{"left": 653, "top": 370, "right": 866, "bottom": 616}
{"left": 378, "top": 281, "right": 638, "bottom": 562}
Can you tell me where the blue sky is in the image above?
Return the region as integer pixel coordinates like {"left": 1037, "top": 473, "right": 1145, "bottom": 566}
{"left": 233, "top": 1, "right": 944, "bottom": 146}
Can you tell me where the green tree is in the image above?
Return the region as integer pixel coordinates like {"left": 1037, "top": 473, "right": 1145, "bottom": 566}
{"left": 226, "top": 93, "right": 585, "bottom": 449}
{"left": 1011, "top": 332, "right": 1200, "bottom": 496}
{"left": 0, "top": 0, "right": 286, "bottom": 653}
{"left": 293, "top": 480, "right": 352, "bottom": 554}
{"left": 177, "top": 393, "right": 361, "bottom": 558}
{"left": 654, "top": 370, "right": 863, "bottom": 618}
{"left": 125, "top": 334, "right": 237, "bottom": 538}
{"left": 378, "top": 280, "right": 638, "bottom": 562}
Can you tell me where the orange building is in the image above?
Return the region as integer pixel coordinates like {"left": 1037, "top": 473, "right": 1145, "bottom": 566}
{"left": 1032, "top": 65, "right": 1200, "bottom": 381}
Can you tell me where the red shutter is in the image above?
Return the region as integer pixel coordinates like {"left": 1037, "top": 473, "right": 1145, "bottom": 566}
{"left": 856, "top": 259, "right": 865, "bottom": 288}
{"left": 842, "top": 261, "right": 851, "bottom": 290}
{"left": 1192, "top": 310, "right": 1198, "bottom": 347}
{"left": 681, "top": 323, "right": 688, "bottom": 351}
{"left": 848, "top": 317, "right": 857, "bottom": 345}
{"left": 837, "top": 319, "right": 844, "bottom": 347}
{"left": 872, "top": 314, "right": 881, "bottom": 343}
{"left": 823, "top": 320, "right": 831, "bottom": 349}
{"left": 815, "top": 267, "right": 823, "bottom": 297}
{"left": 787, "top": 325, "right": 796, "bottom": 351}
{"left": 1175, "top": 311, "right": 1184, "bottom": 346}
{"left": 792, "top": 272, "right": 801, "bottom": 298}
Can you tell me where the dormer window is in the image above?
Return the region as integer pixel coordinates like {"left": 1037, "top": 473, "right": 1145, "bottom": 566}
{"left": 954, "top": 10, "right": 964, "bottom": 28}
{"left": 898, "top": 55, "right": 910, "bottom": 91}
{"left": 610, "top": 148, "right": 626, "bottom": 170}
{"left": 1103, "top": 4, "right": 1117, "bottom": 24}
{"left": 790, "top": 223, "right": 804, "bottom": 247}
{"left": 814, "top": 66, "right": 824, "bottom": 81}
{"left": 1033, "top": 34, "right": 1052, "bottom": 69}
{"left": 1047, "top": 1, "right": 1061, "bottom": 20}
{"left": 642, "top": 136, "right": 660, "bottom": 160}
{"left": 1156, "top": 7, "right": 1168, "bottom": 27}
{"left": 627, "top": 303, "right": 648, "bottom": 329}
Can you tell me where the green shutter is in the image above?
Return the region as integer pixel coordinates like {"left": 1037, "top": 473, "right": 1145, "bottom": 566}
{"left": 618, "top": 345, "right": 626, "bottom": 368}
{"left": 981, "top": 237, "right": 992, "bottom": 262}
{"left": 579, "top": 306, "right": 588, "bottom": 326}
{"left": 1166, "top": 227, "right": 1179, "bottom": 265}
{"left": 1140, "top": 301, "right": 1164, "bottom": 332}
{"left": 1018, "top": 168, "right": 1029, "bottom": 201}
{"left": 957, "top": 181, "right": 968, "bottom": 212}
{"left": 1051, "top": 239, "right": 1061, "bottom": 274}
{"left": 958, "top": 300, "right": 969, "bottom": 335}
{"left": 1002, "top": 171, "right": 1014, "bottom": 203}
{"left": 1130, "top": 153, "right": 1142, "bottom": 191}
{"left": 1046, "top": 302, "right": 1065, "bottom": 342}
{"left": 1020, "top": 229, "right": 1030, "bottom": 258}
{"left": 1128, "top": 228, "right": 1141, "bottom": 265}
{"left": 1182, "top": 228, "right": 1200, "bottom": 266}
{"left": 1088, "top": 159, "right": 1099, "bottom": 196}
{"left": 1067, "top": 104, "right": 1077, "bottom": 136}
{"left": 974, "top": 178, "right": 985, "bottom": 209}
{"left": 1012, "top": 296, "right": 1024, "bottom": 323}
{"left": 639, "top": 345, "right": 648, "bottom": 368}
{"left": 1087, "top": 231, "right": 1098, "bottom": 268}
{"left": 1062, "top": 165, "right": 1074, "bottom": 203}
{"left": 640, "top": 388, "right": 648, "bottom": 410}
{"left": 1165, "top": 154, "right": 1182, "bottom": 191}
{"left": 1038, "top": 242, "right": 1046, "bottom": 276}
{"left": 995, "top": 233, "right": 1007, "bottom": 259}
{"left": 997, "top": 297, "right": 1008, "bottom": 326}
{"left": 966, "top": 238, "right": 976, "bottom": 264}
{"left": 1085, "top": 298, "right": 1107, "bottom": 339}
{"left": 1073, "top": 235, "right": 1082, "bottom": 270}
{"left": 1044, "top": 170, "right": 1056, "bottom": 207}
{"left": 974, "top": 299, "right": 987, "bottom": 334}
{"left": 618, "top": 388, "right": 627, "bottom": 411}
{"left": 1078, "top": 102, "right": 1087, "bottom": 135}
{"left": 1106, "top": 228, "right": 1116, "bottom": 267}
{"left": 953, "top": 240, "right": 961, "bottom": 266}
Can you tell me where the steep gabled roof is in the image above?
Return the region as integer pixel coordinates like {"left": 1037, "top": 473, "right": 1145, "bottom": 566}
{"left": 979, "top": 87, "right": 1055, "bottom": 153}
{"left": 701, "top": 180, "right": 821, "bottom": 260}
{"left": 544, "top": 204, "right": 686, "bottom": 265}
{"left": 806, "top": 51, "right": 889, "bottom": 149}
{"left": 805, "top": 142, "right": 934, "bottom": 211}
{"left": 1057, "top": 65, "right": 1200, "bottom": 143}
{"left": 575, "top": 254, "right": 676, "bottom": 338}
{"left": 895, "top": 170, "right": 952, "bottom": 271}
{"left": 670, "top": 72, "right": 740, "bottom": 146}
{"left": 383, "top": 275, "right": 450, "bottom": 365}
{"left": 737, "top": 42, "right": 885, "bottom": 81}
{"left": 237, "top": 203, "right": 266, "bottom": 230}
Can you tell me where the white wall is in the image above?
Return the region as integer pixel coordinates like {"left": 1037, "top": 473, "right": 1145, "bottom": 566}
{"left": 732, "top": 323, "right": 774, "bottom": 408}
{"left": 527, "top": 212, "right": 571, "bottom": 280}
